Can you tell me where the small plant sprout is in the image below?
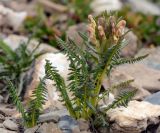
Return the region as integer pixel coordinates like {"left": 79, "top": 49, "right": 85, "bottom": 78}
{"left": 7, "top": 78, "right": 47, "bottom": 128}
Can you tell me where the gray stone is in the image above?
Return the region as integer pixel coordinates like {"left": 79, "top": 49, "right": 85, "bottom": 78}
{"left": 144, "top": 91, "right": 160, "bottom": 105}
{"left": 106, "top": 68, "right": 151, "bottom": 100}
{"left": 1, "top": 0, "right": 36, "bottom": 16}
{"left": 81, "top": 131, "right": 92, "bottom": 133}
{"left": 4, "top": 35, "right": 58, "bottom": 54}
{"left": 66, "top": 23, "right": 87, "bottom": 46}
{"left": 0, "top": 5, "right": 27, "bottom": 31}
{"left": 0, "top": 95, "right": 4, "bottom": 103}
{"left": 72, "top": 126, "right": 81, "bottom": 133}
{"left": 91, "top": 0, "right": 122, "bottom": 15}
{"left": 77, "top": 119, "right": 89, "bottom": 131}
{"left": 39, "top": 113, "right": 59, "bottom": 123}
{"left": 3, "top": 119, "right": 18, "bottom": 131}
{"left": 0, "top": 128, "right": 17, "bottom": 133}
{"left": 121, "top": 29, "right": 138, "bottom": 57}
{"left": 24, "top": 125, "right": 39, "bottom": 133}
{"left": 127, "top": 0, "right": 160, "bottom": 15}
{"left": 107, "top": 101, "right": 160, "bottom": 133}
{"left": 0, "top": 104, "right": 17, "bottom": 116}
{"left": 24, "top": 53, "right": 70, "bottom": 110}
{"left": 0, "top": 123, "right": 3, "bottom": 128}
{"left": 38, "top": 109, "right": 69, "bottom": 123}
{"left": 112, "top": 63, "right": 160, "bottom": 93}
{"left": 37, "top": 122, "right": 62, "bottom": 133}
{"left": 58, "top": 115, "right": 79, "bottom": 133}
{"left": 0, "top": 114, "right": 5, "bottom": 123}
{"left": 136, "top": 47, "right": 160, "bottom": 71}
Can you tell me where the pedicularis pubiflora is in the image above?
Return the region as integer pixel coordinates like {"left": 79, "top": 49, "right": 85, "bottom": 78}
{"left": 45, "top": 12, "right": 148, "bottom": 127}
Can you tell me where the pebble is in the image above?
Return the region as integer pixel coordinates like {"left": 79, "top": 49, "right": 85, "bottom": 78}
{"left": 3, "top": 119, "right": 18, "bottom": 131}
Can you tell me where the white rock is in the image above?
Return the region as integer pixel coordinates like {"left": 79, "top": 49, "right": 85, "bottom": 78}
{"left": 4, "top": 35, "right": 58, "bottom": 54}
{"left": 127, "top": 0, "right": 160, "bottom": 15}
{"left": 108, "top": 100, "right": 160, "bottom": 133}
{"left": 0, "top": 128, "right": 17, "bottom": 133}
{"left": 0, "top": 4, "right": 27, "bottom": 30}
{"left": 24, "top": 53, "right": 70, "bottom": 109}
{"left": 3, "top": 119, "right": 18, "bottom": 131}
{"left": 91, "top": 0, "right": 122, "bottom": 15}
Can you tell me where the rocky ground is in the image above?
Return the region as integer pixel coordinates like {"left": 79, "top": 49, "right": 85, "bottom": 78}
{"left": 0, "top": 0, "right": 160, "bottom": 133}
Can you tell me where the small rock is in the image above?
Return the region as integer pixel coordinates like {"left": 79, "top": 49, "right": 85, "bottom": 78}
{"left": 0, "top": 128, "right": 17, "bottom": 133}
{"left": 3, "top": 119, "right": 18, "bottom": 131}
{"left": 121, "top": 29, "right": 138, "bottom": 57}
{"left": 0, "top": 4, "right": 27, "bottom": 30}
{"left": 38, "top": 112, "right": 59, "bottom": 123}
{"left": 127, "top": 0, "right": 160, "bottom": 15}
{"left": 39, "top": 109, "right": 69, "bottom": 123}
{"left": 4, "top": 35, "right": 58, "bottom": 54}
{"left": 112, "top": 63, "right": 160, "bottom": 93}
{"left": 58, "top": 115, "right": 78, "bottom": 132}
{"left": 0, "top": 114, "right": 5, "bottom": 123}
{"left": 144, "top": 91, "right": 160, "bottom": 105}
{"left": 38, "top": 0, "right": 67, "bottom": 13}
{"left": 66, "top": 23, "right": 87, "bottom": 45}
{"left": 0, "top": 123, "right": 3, "bottom": 128}
{"left": 72, "top": 126, "right": 81, "bottom": 133}
{"left": 81, "top": 131, "right": 92, "bottom": 133}
{"left": 24, "top": 125, "right": 39, "bottom": 133}
{"left": 0, "top": 95, "right": 4, "bottom": 103}
{"left": 37, "top": 122, "right": 62, "bottom": 133}
{"left": 24, "top": 53, "right": 70, "bottom": 110}
{"left": 77, "top": 119, "right": 89, "bottom": 131}
{"left": 0, "top": 104, "right": 17, "bottom": 116}
{"left": 91, "top": 0, "right": 122, "bottom": 15}
{"left": 1, "top": 1, "right": 36, "bottom": 16}
{"left": 108, "top": 100, "right": 160, "bottom": 133}
{"left": 136, "top": 47, "right": 160, "bottom": 71}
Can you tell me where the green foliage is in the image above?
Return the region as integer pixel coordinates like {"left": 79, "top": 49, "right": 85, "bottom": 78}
{"left": 53, "top": 0, "right": 93, "bottom": 24}
{"left": 23, "top": 8, "right": 61, "bottom": 47}
{"left": 7, "top": 79, "right": 47, "bottom": 128}
{"left": 0, "top": 39, "right": 39, "bottom": 96}
{"left": 70, "top": 0, "right": 92, "bottom": 22}
{"left": 104, "top": 90, "right": 137, "bottom": 111}
{"left": 45, "top": 12, "right": 147, "bottom": 128}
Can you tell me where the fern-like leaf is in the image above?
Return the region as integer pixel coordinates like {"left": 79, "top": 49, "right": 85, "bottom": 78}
{"left": 113, "top": 54, "right": 148, "bottom": 66}
{"left": 45, "top": 60, "right": 76, "bottom": 117}
{"left": 25, "top": 79, "right": 46, "bottom": 127}
{"left": 7, "top": 80, "right": 26, "bottom": 118}
{"left": 104, "top": 90, "right": 137, "bottom": 111}
{"left": 99, "top": 79, "right": 134, "bottom": 101}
